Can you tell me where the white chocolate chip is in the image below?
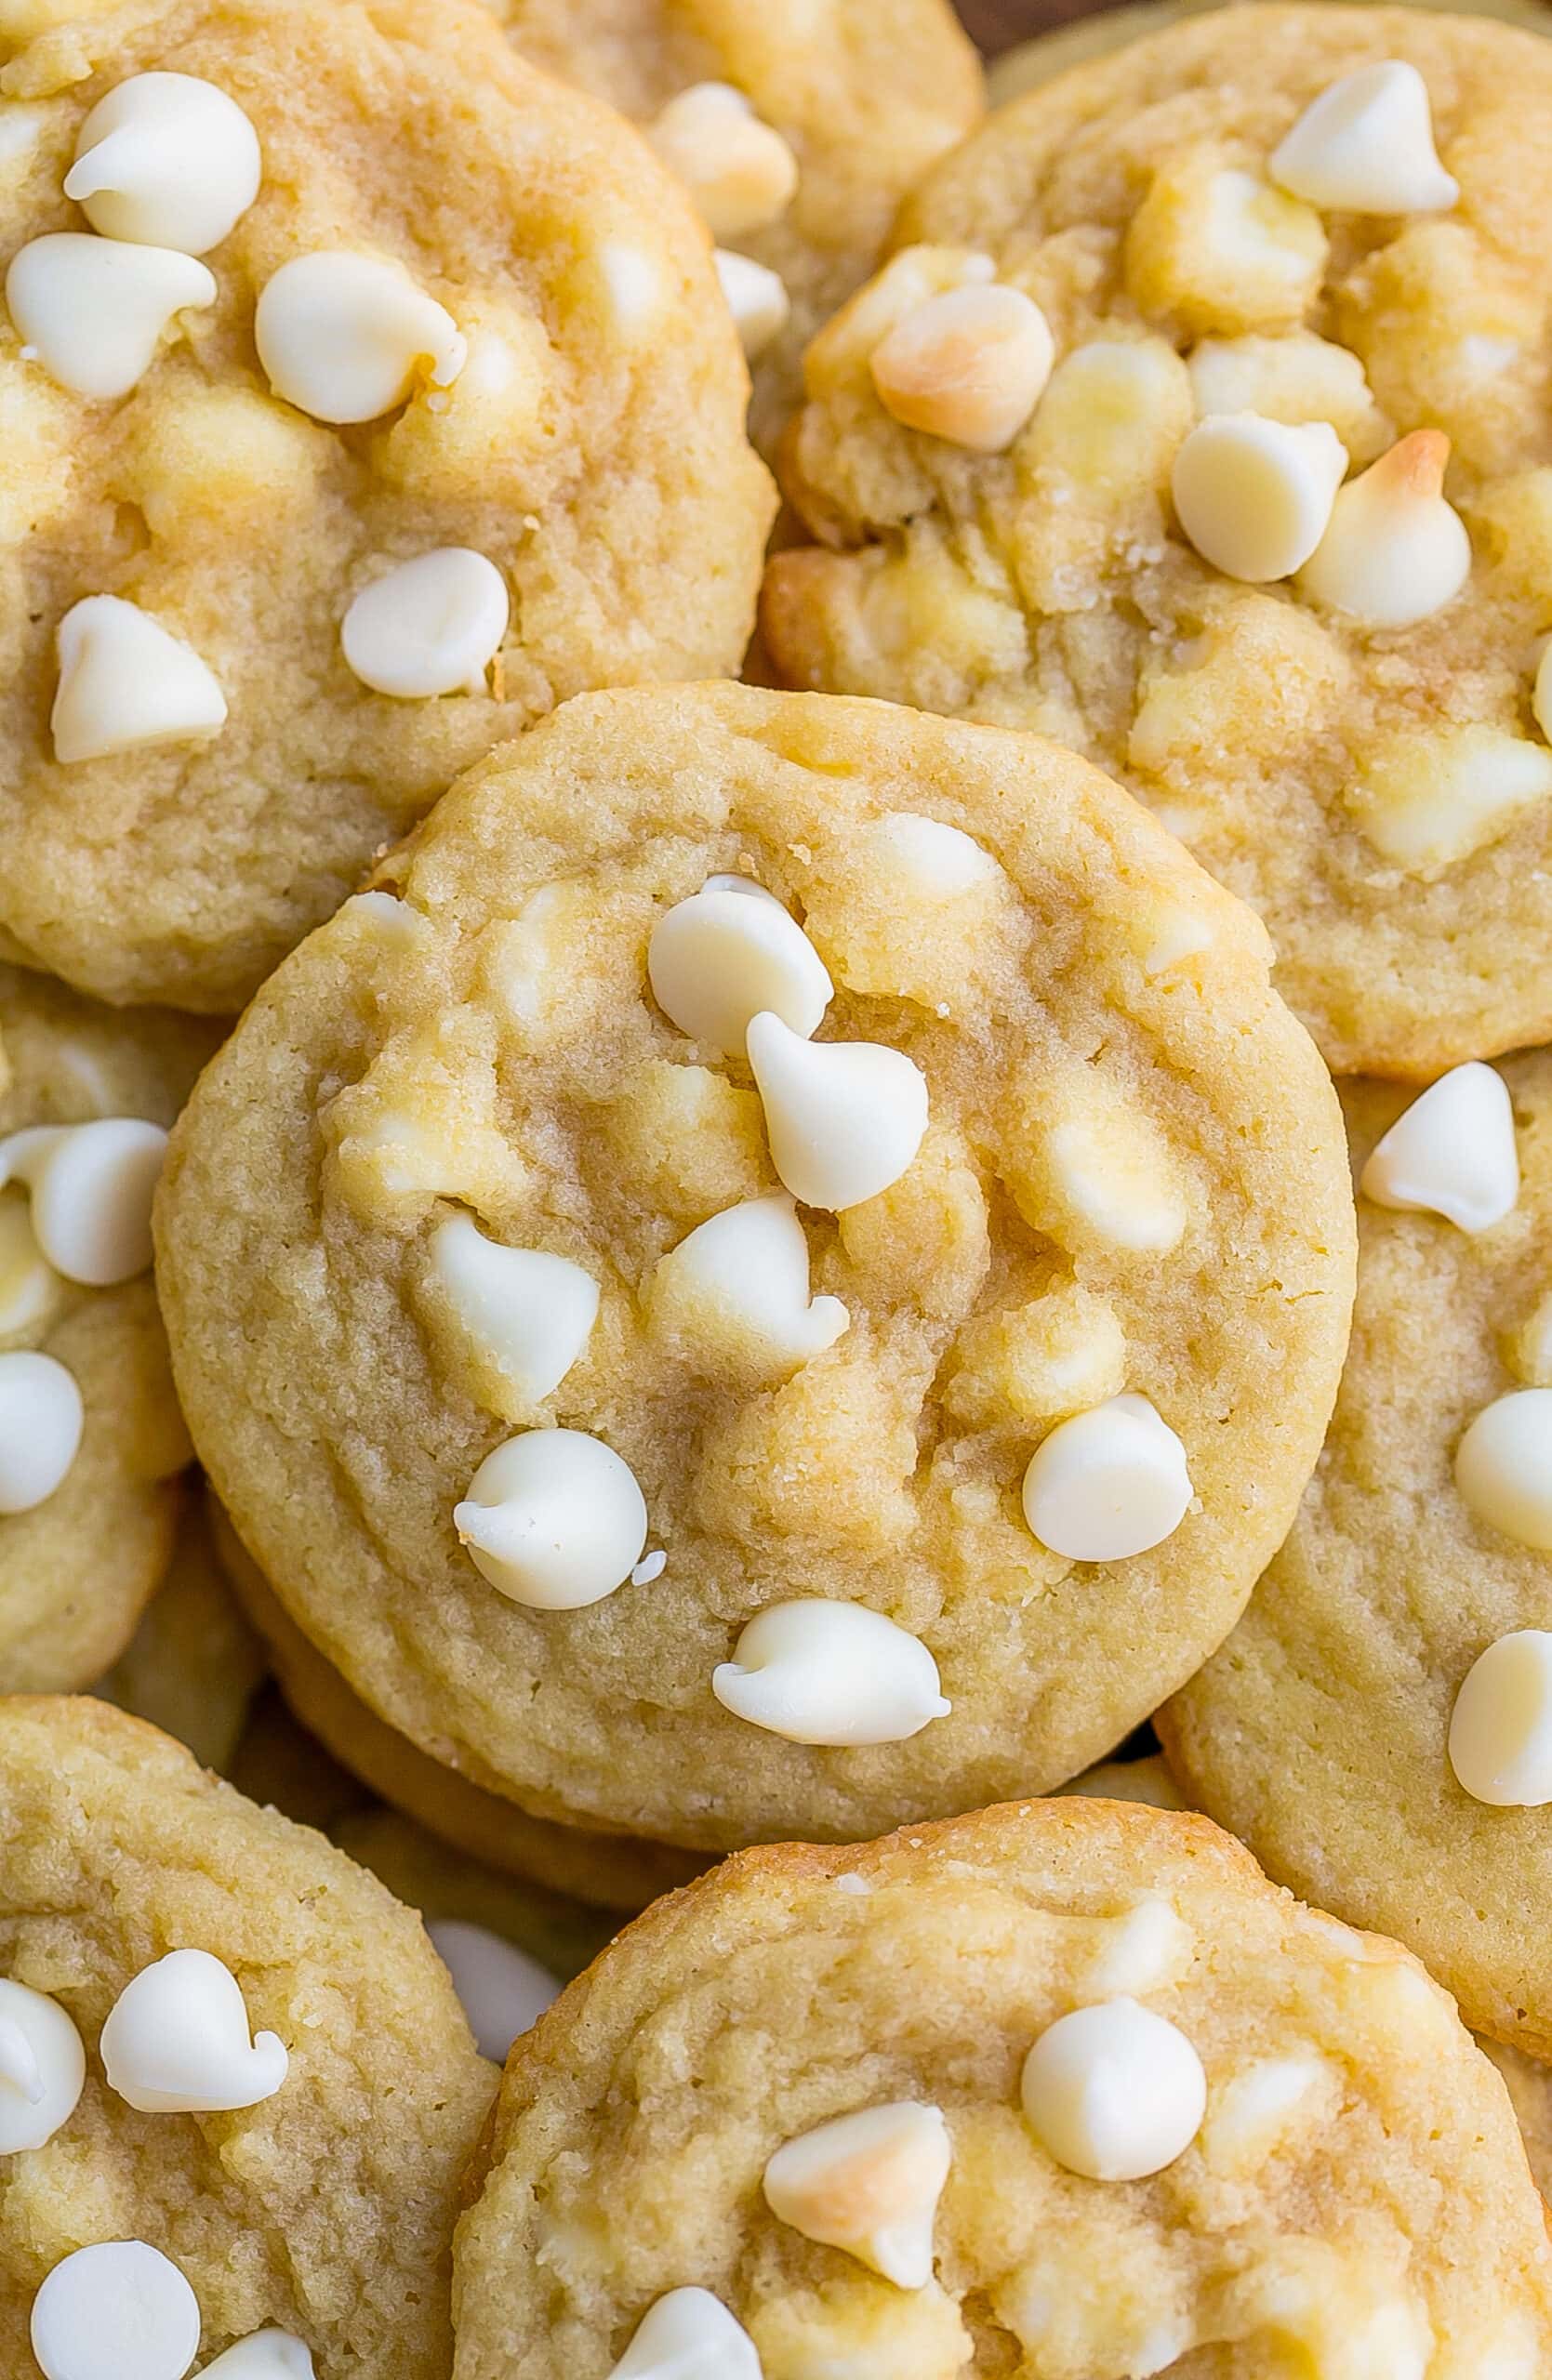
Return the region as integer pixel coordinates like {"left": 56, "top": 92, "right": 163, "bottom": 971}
{"left": 65, "top": 73, "right": 260, "bottom": 255}
{"left": 52, "top": 596, "right": 226, "bottom": 765}
{"left": 869, "top": 283, "right": 1055, "bottom": 453}
{"left": 7, "top": 232, "right": 215, "bottom": 400}
{"left": 427, "top": 1919, "right": 558, "bottom": 2060}
{"left": 454, "top": 1428, "right": 647, "bottom": 1609}
{"left": 0, "top": 1352, "right": 83, "bottom": 1514}
{"left": 863, "top": 812, "right": 1002, "bottom": 896}
{"left": 100, "top": 1948, "right": 287, "bottom": 2113}
{"left": 648, "top": 882, "right": 832, "bottom": 1053}
{"left": 1022, "top": 1394, "right": 1192, "bottom": 1564}
{"left": 1347, "top": 725, "right": 1552, "bottom": 872}
{"left": 712, "top": 1600, "right": 949, "bottom": 1745}
{"left": 1082, "top": 1895, "right": 1193, "bottom": 1999}
{"left": 31, "top": 2242, "right": 201, "bottom": 2380}
{"left": 0, "top": 1980, "right": 84, "bottom": 2152}
{"left": 428, "top": 1216, "right": 598, "bottom": 1407}
{"left": 0, "top": 1117, "right": 167, "bottom": 1284}
{"left": 609, "top": 2290, "right": 762, "bottom": 2380}
{"left": 747, "top": 1012, "right": 929, "bottom": 1211}
{"left": 1296, "top": 430, "right": 1468, "bottom": 627}
{"left": 1202, "top": 2054, "right": 1333, "bottom": 2175}
{"left": 340, "top": 549, "right": 509, "bottom": 698}
{"left": 646, "top": 84, "right": 798, "bottom": 240}
{"left": 255, "top": 252, "right": 466, "bottom": 424}
{"left": 1171, "top": 413, "right": 1346, "bottom": 581}
{"left": 1449, "top": 1631, "right": 1552, "bottom": 1805}
{"left": 714, "top": 249, "right": 790, "bottom": 360}
{"left": 595, "top": 241, "right": 663, "bottom": 336}
{"left": 1455, "top": 1392, "right": 1552, "bottom": 1552}
{"left": 1021, "top": 1997, "right": 1206, "bottom": 2181}
{"left": 1271, "top": 61, "right": 1459, "bottom": 215}
{"left": 1360, "top": 1064, "right": 1519, "bottom": 1233}
{"left": 763, "top": 2102, "right": 951, "bottom": 2289}
{"left": 0, "top": 1198, "right": 62, "bottom": 1339}
{"left": 197, "top": 2337, "right": 315, "bottom": 2379}
{"left": 646, "top": 1193, "right": 849, "bottom": 1381}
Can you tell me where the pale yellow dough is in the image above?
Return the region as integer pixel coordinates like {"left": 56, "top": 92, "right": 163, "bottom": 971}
{"left": 97, "top": 1495, "right": 266, "bottom": 1768}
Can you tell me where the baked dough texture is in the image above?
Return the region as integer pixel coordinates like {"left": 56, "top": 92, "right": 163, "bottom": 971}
{"left": 484, "top": 0, "right": 984, "bottom": 455}
{"left": 0, "top": 1696, "right": 495, "bottom": 2378}
{"left": 156, "top": 681, "right": 1355, "bottom": 1854}
{"left": 0, "top": 966, "right": 214, "bottom": 1693}
{"left": 1163, "top": 1051, "right": 1552, "bottom": 2061}
{"left": 97, "top": 1496, "right": 267, "bottom": 1768}
{"left": 454, "top": 1796, "right": 1552, "bottom": 2378}
{"left": 0, "top": 0, "right": 773, "bottom": 1012}
{"left": 763, "top": 5, "right": 1552, "bottom": 1077}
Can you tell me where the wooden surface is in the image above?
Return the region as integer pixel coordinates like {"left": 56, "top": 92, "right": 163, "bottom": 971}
{"left": 958, "top": 0, "right": 1112, "bottom": 49}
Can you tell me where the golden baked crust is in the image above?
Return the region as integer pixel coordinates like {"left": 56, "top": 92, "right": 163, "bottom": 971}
{"left": 0, "top": 1695, "right": 495, "bottom": 2377}
{"left": 0, "top": 967, "right": 215, "bottom": 1691}
{"left": 455, "top": 1795, "right": 1552, "bottom": 2376}
{"left": 0, "top": 0, "right": 773, "bottom": 1010}
{"left": 484, "top": 0, "right": 984, "bottom": 456}
{"left": 157, "top": 681, "right": 1354, "bottom": 1852}
{"left": 1163, "top": 1050, "right": 1552, "bottom": 2061}
{"left": 763, "top": 5, "right": 1552, "bottom": 1077}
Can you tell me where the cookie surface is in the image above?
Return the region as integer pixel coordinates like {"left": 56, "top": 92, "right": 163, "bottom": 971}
{"left": 0, "top": 1696, "right": 494, "bottom": 2377}
{"left": 0, "top": 967, "right": 214, "bottom": 1694}
{"left": 157, "top": 681, "right": 1354, "bottom": 1853}
{"left": 1163, "top": 1050, "right": 1552, "bottom": 2060}
{"left": 484, "top": 0, "right": 983, "bottom": 456}
{"left": 455, "top": 1796, "right": 1552, "bottom": 2377}
{"left": 764, "top": 5, "right": 1552, "bottom": 1077}
{"left": 97, "top": 1497, "right": 267, "bottom": 1768}
{"left": 0, "top": 0, "right": 772, "bottom": 1011}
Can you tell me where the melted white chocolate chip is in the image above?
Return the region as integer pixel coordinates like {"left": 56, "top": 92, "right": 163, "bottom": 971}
{"left": 1021, "top": 1996, "right": 1206, "bottom": 2181}
{"left": 648, "top": 880, "right": 832, "bottom": 1053}
{"left": 1022, "top": 1394, "right": 1192, "bottom": 1564}
{"left": 1455, "top": 1392, "right": 1552, "bottom": 1552}
{"left": 1346, "top": 726, "right": 1552, "bottom": 873}
{"left": 763, "top": 2102, "right": 952, "bottom": 2289}
{"left": 0, "top": 1351, "right": 83, "bottom": 1514}
{"left": 646, "top": 84, "right": 798, "bottom": 240}
{"left": 100, "top": 1948, "right": 287, "bottom": 2113}
{"left": 1271, "top": 61, "right": 1459, "bottom": 216}
{"left": 0, "top": 1979, "right": 84, "bottom": 2153}
{"left": 197, "top": 2337, "right": 315, "bottom": 2378}
{"left": 1171, "top": 412, "right": 1346, "bottom": 582}
{"left": 7, "top": 231, "right": 215, "bottom": 400}
{"left": 31, "top": 2241, "right": 201, "bottom": 2380}
{"left": 1450, "top": 1631, "right": 1552, "bottom": 1806}
{"left": 714, "top": 248, "right": 789, "bottom": 360}
{"left": 52, "top": 596, "right": 226, "bottom": 766}
{"left": 646, "top": 1193, "right": 848, "bottom": 1382}
{"left": 608, "top": 2290, "right": 761, "bottom": 2379}
{"left": 426, "top": 1919, "right": 558, "bottom": 2060}
{"left": 747, "top": 1012, "right": 929, "bottom": 1211}
{"left": 341, "top": 549, "right": 509, "bottom": 698}
{"left": 1296, "top": 430, "right": 1468, "bottom": 628}
{"left": 455, "top": 1428, "right": 648, "bottom": 1609}
{"left": 0, "top": 1117, "right": 167, "bottom": 1285}
{"left": 869, "top": 282, "right": 1055, "bottom": 454}
{"left": 1360, "top": 1064, "right": 1519, "bottom": 1233}
{"left": 65, "top": 73, "right": 260, "bottom": 254}
{"left": 255, "top": 252, "right": 466, "bottom": 424}
{"left": 428, "top": 1215, "right": 598, "bottom": 1408}
{"left": 712, "top": 1600, "right": 949, "bottom": 1744}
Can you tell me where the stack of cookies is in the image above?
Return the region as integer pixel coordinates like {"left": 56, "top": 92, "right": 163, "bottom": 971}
{"left": 3, "top": 0, "right": 1552, "bottom": 2371}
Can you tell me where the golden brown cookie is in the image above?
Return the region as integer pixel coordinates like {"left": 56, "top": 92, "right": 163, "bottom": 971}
{"left": 484, "top": 0, "right": 983, "bottom": 456}
{"left": 0, "top": 1696, "right": 494, "bottom": 2378}
{"left": 0, "top": 0, "right": 773, "bottom": 1011}
{"left": 763, "top": 5, "right": 1552, "bottom": 1077}
{"left": 454, "top": 1796, "right": 1552, "bottom": 2376}
{"left": 157, "top": 681, "right": 1355, "bottom": 1856}
{"left": 1162, "top": 1049, "right": 1552, "bottom": 2060}
{"left": 96, "top": 1494, "right": 267, "bottom": 1768}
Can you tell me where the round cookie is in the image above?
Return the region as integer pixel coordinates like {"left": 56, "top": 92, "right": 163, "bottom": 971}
{"left": 0, "top": 1695, "right": 495, "bottom": 2377}
{"left": 1162, "top": 1049, "right": 1552, "bottom": 2060}
{"left": 156, "top": 681, "right": 1356, "bottom": 1854}
{"left": 212, "top": 1498, "right": 707, "bottom": 1909}
{"left": 97, "top": 1496, "right": 268, "bottom": 1769}
{"left": 454, "top": 1796, "right": 1552, "bottom": 2377}
{"left": 483, "top": 0, "right": 984, "bottom": 457}
{"left": 763, "top": 5, "right": 1552, "bottom": 1078}
{"left": 0, "top": 0, "right": 773, "bottom": 1012}
{"left": 0, "top": 966, "right": 216, "bottom": 1694}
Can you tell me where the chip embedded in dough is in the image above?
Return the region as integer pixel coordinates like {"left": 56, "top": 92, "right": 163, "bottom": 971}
{"left": 156, "top": 682, "right": 1355, "bottom": 1855}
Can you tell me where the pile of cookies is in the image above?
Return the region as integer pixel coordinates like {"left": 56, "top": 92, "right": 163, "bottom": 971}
{"left": 4, "top": 0, "right": 1552, "bottom": 2370}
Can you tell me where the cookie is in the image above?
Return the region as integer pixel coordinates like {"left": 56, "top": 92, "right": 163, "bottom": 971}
{"left": 454, "top": 1796, "right": 1552, "bottom": 2377}
{"left": 0, "top": 0, "right": 773, "bottom": 1012}
{"left": 0, "top": 1696, "right": 494, "bottom": 2377}
{"left": 156, "top": 681, "right": 1355, "bottom": 1855}
{"left": 213, "top": 1499, "right": 706, "bottom": 1910}
{"left": 97, "top": 1497, "right": 267, "bottom": 1769}
{"left": 763, "top": 5, "right": 1552, "bottom": 1078}
{"left": 0, "top": 967, "right": 215, "bottom": 1695}
{"left": 485, "top": 0, "right": 983, "bottom": 457}
{"left": 1162, "top": 1049, "right": 1552, "bottom": 2059}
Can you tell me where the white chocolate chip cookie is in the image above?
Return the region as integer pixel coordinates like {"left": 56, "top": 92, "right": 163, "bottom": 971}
{"left": 0, "top": 968, "right": 215, "bottom": 1694}
{"left": 1163, "top": 1050, "right": 1552, "bottom": 2059}
{"left": 0, "top": 1696, "right": 494, "bottom": 2378}
{"left": 453, "top": 1796, "right": 1552, "bottom": 2379}
{"left": 0, "top": 0, "right": 773, "bottom": 1011}
{"left": 763, "top": 5, "right": 1552, "bottom": 1078}
{"left": 96, "top": 1497, "right": 267, "bottom": 1770}
{"left": 155, "top": 682, "right": 1355, "bottom": 1854}
{"left": 479, "top": 0, "right": 984, "bottom": 457}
